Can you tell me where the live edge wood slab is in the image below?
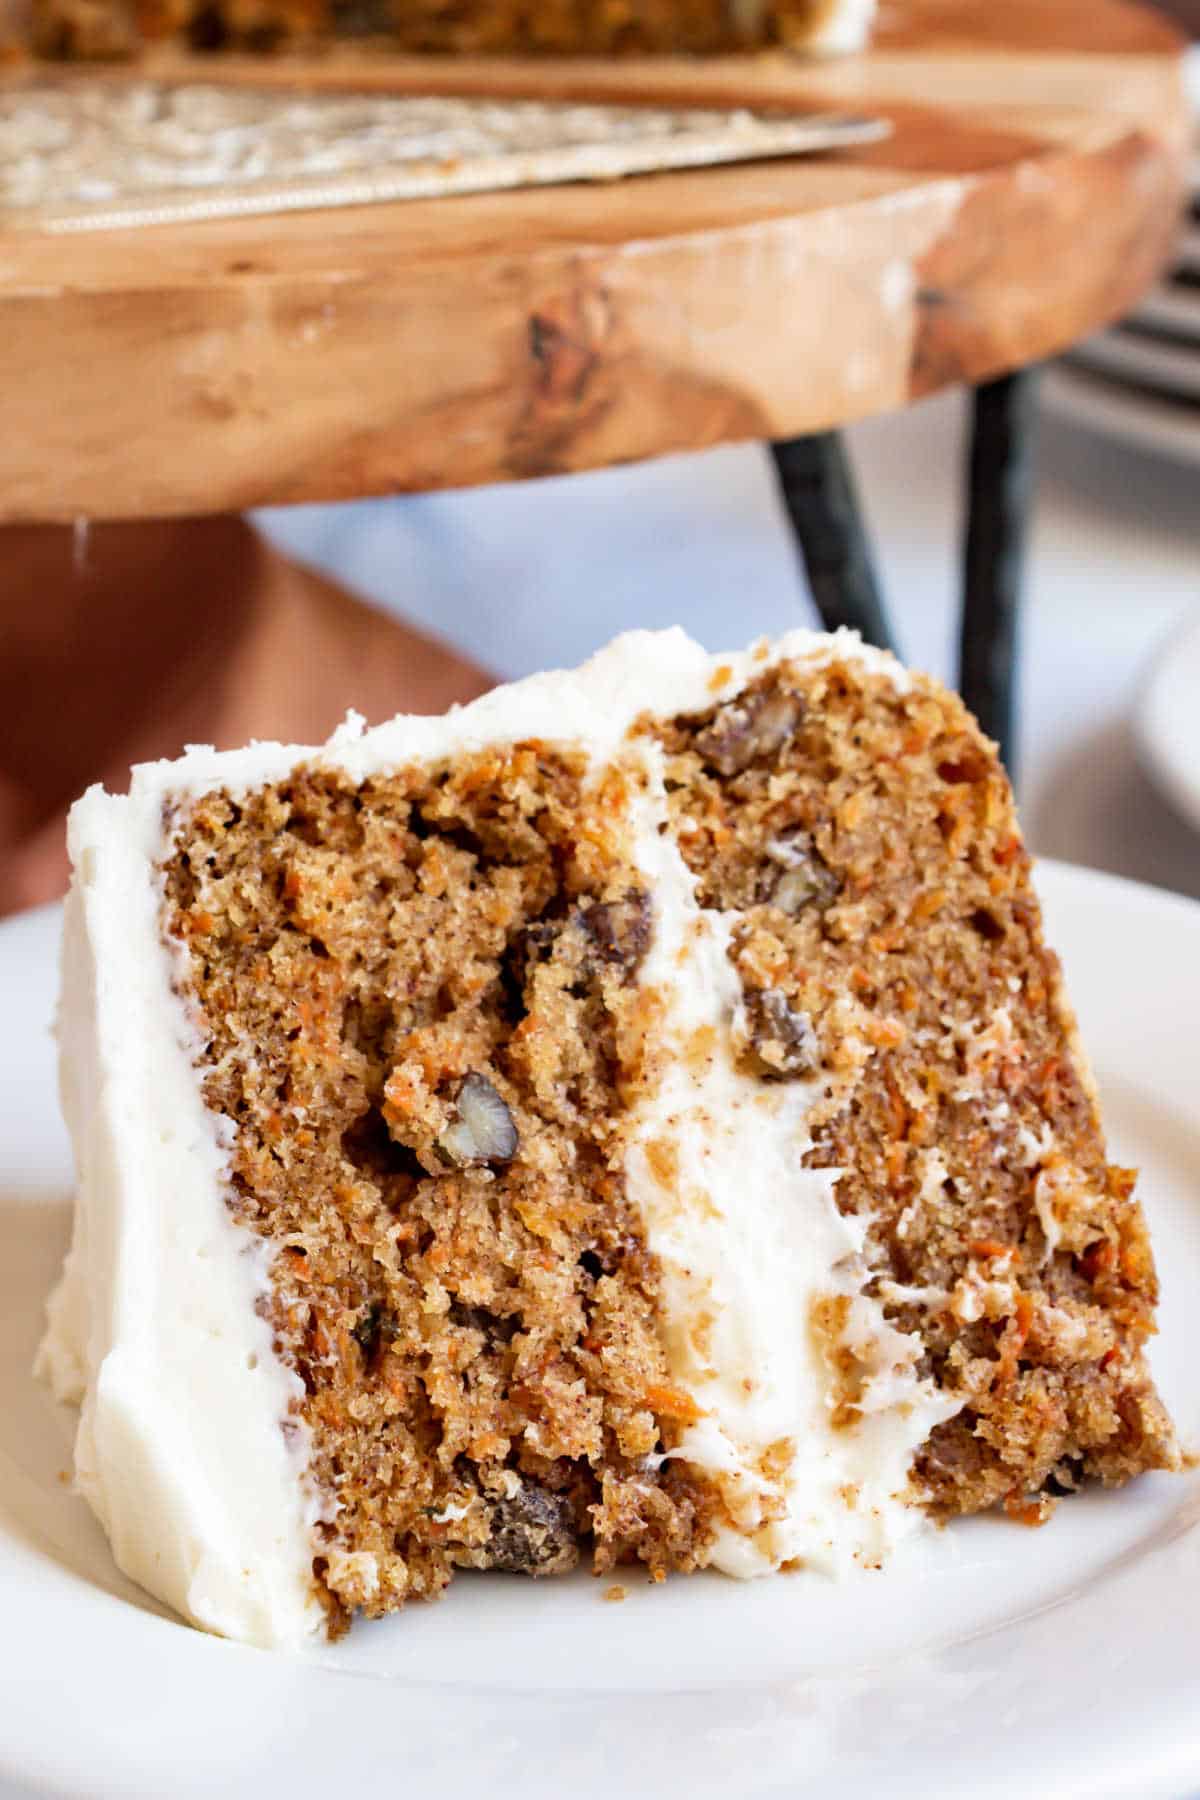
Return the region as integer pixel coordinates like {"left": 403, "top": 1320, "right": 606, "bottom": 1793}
{"left": 0, "top": 0, "right": 1189, "bottom": 522}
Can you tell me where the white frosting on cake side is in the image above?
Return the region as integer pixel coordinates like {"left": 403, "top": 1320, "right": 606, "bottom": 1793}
{"left": 39, "top": 625, "right": 957, "bottom": 1648}
{"left": 37, "top": 787, "right": 325, "bottom": 1649}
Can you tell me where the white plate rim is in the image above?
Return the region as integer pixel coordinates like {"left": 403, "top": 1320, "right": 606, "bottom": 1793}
{"left": 1137, "top": 606, "right": 1200, "bottom": 836}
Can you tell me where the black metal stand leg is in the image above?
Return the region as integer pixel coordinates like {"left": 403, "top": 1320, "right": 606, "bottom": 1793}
{"left": 770, "top": 431, "right": 897, "bottom": 655}
{"left": 959, "top": 369, "right": 1040, "bottom": 775}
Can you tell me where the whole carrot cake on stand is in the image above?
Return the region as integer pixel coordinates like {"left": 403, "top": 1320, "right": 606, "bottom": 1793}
{"left": 32, "top": 0, "right": 875, "bottom": 57}
{"left": 38, "top": 627, "right": 1178, "bottom": 1648}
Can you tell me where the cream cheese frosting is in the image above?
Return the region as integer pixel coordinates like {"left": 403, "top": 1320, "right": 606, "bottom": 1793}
{"left": 623, "top": 751, "right": 955, "bottom": 1579}
{"left": 39, "top": 626, "right": 960, "bottom": 1649}
{"left": 38, "top": 801, "right": 325, "bottom": 1649}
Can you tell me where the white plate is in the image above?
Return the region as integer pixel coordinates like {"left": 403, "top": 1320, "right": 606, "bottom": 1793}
{"left": 1138, "top": 608, "right": 1200, "bottom": 836}
{"left": 3, "top": 864, "right": 1200, "bottom": 1800}
{"left": 1041, "top": 363, "right": 1200, "bottom": 469}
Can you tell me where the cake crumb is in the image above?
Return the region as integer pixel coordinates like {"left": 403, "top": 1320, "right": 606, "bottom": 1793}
{"left": 603, "top": 1583, "right": 627, "bottom": 1603}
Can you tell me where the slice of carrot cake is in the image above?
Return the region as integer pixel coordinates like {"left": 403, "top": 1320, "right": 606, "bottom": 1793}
{"left": 37, "top": 627, "right": 1178, "bottom": 1649}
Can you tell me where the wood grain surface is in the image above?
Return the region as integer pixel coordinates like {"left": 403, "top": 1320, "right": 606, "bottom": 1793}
{"left": 0, "top": 0, "right": 1189, "bottom": 521}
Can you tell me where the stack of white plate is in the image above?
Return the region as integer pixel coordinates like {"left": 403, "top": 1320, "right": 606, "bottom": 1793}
{"left": 1042, "top": 53, "right": 1200, "bottom": 467}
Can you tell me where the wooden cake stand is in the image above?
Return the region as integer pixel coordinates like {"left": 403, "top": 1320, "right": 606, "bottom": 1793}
{"left": 0, "top": 0, "right": 1190, "bottom": 909}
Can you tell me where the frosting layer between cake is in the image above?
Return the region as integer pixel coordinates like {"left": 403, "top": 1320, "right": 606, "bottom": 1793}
{"left": 624, "top": 751, "right": 955, "bottom": 1577}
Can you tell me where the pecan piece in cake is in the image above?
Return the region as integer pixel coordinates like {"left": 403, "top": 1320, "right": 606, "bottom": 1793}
{"left": 483, "top": 1484, "right": 579, "bottom": 1576}
{"left": 762, "top": 828, "right": 840, "bottom": 916}
{"left": 740, "top": 988, "right": 820, "bottom": 1077}
{"left": 579, "top": 889, "right": 653, "bottom": 979}
{"left": 695, "top": 686, "right": 805, "bottom": 777}
{"left": 438, "top": 1073, "right": 518, "bottom": 1167}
